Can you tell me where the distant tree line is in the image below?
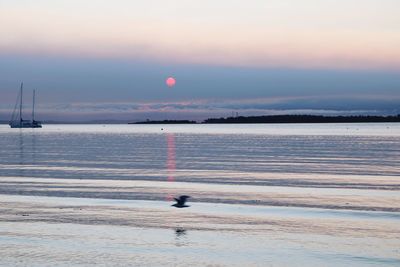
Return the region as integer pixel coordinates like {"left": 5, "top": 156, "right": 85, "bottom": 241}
{"left": 203, "top": 115, "right": 400, "bottom": 124}
{"left": 132, "top": 120, "right": 197, "bottom": 124}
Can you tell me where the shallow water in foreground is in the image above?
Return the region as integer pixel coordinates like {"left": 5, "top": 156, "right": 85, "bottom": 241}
{"left": 0, "top": 124, "right": 399, "bottom": 266}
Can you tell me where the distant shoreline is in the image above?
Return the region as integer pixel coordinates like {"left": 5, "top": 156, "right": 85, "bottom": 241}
{"left": 203, "top": 115, "right": 400, "bottom": 124}
{"left": 133, "top": 115, "right": 400, "bottom": 124}
{"left": 130, "top": 120, "right": 197, "bottom": 124}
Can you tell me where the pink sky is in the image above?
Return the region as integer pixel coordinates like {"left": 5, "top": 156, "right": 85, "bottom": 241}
{"left": 1, "top": 0, "right": 399, "bottom": 70}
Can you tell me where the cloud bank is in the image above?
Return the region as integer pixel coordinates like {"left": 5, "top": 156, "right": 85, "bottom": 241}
{"left": 1, "top": 96, "right": 398, "bottom": 122}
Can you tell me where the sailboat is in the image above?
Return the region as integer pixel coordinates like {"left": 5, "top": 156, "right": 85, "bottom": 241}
{"left": 9, "top": 83, "right": 42, "bottom": 128}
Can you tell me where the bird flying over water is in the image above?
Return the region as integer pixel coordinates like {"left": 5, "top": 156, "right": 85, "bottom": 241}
{"left": 172, "top": 195, "right": 190, "bottom": 208}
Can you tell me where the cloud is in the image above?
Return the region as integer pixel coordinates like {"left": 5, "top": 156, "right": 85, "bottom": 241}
{"left": 1, "top": 95, "right": 398, "bottom": 122}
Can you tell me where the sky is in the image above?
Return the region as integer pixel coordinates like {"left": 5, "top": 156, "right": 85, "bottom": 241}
{"left": 0, "top": 0, "right": 399, "bottom": 121}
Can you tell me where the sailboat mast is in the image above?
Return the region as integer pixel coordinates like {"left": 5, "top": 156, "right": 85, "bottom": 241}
{"left": 32, "top": 89, "right": 35, "bottom": 121}
{"left": 19, "top": 83, "right": 23, "bottom": 121}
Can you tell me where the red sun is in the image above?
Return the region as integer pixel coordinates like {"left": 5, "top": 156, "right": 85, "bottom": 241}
{"left": 166, "top": 77, "right": 176, "bottom": 87}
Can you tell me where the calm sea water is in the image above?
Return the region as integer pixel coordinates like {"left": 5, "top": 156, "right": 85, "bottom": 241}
{"left": 0, "top": 123, "right": 399, "bottom": 266}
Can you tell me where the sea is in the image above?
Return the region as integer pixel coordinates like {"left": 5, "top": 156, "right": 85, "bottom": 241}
{"left": 0, "top": 123, "right": 399, "bottom": 266}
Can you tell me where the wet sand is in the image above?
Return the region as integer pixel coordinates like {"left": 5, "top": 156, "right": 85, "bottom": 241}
{"left": 1, "top": 194, "right": 400, "bottom": 266}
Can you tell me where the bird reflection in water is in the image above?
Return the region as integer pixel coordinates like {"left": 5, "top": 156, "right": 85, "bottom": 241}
{"left": 174, "top": 228, "right": 188, "bottom": 247}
